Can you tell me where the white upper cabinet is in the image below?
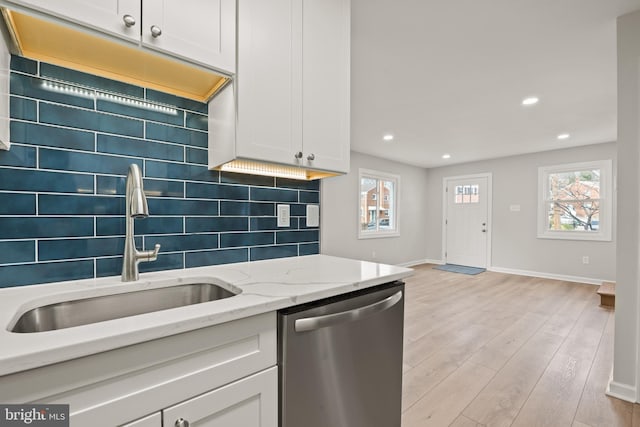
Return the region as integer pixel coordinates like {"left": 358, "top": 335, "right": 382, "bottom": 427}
{"left": 142, "top": 0, "right": 236, "bottom": 72}
{"left": 5, "top": 0, "right": 236, "bottom": 73}
{"left": 5, "top": 0, "right": 140, "bottom": 42}
{"left": 301, "top": 0, "right": 350, "bottom": 173}
{"left": 236, "top": 0, "right": 299, "bottom": 166}
{"left": 210, "top": 0, "right": 350, "bottom": 175}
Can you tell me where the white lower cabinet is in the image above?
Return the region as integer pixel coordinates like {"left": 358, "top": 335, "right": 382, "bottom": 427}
{"left": 0, "top": 312, "right": 277, "bottom": 427}
{"left": 163, "top": 367, "right": 277, "bottom": 427}
{"left": 122, "top": 368, "right": 277, "bottom": 427}
{"left": 121, "top": 412, "right": 161, "bottom": 427}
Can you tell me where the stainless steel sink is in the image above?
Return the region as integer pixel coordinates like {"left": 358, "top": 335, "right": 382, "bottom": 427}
{"left": 10, "top": 282, "right": 240, "bottom": 333}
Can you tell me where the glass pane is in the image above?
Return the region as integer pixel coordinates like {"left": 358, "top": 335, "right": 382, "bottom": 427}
{"left": 470, "top": 184, "right": 479, "bottom": 203}
{"left": 360, "top": 177, "right": 378, "bottom": 231}
{"left": 463, "top": 185, "right": 471, "bottom": 203}
{"left": 455, "top": 185, "right": 463, "bottom": 204}
{"left": 548, "top": 169, "right": 600, "bottom": 201}
{"left": 379, "top": 180, "right": 395, "bottom": 230}
{"left": 547, "top": 201, "right": 600, "bottom": 231}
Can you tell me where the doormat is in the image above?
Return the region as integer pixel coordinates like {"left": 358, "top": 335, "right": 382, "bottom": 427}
{"left": 434, "top": 264, "right": 486, "bottom": 275}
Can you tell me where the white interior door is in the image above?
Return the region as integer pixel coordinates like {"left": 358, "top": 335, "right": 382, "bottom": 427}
{"left": 445, "top": 175, "right": 490, "bottom": 268}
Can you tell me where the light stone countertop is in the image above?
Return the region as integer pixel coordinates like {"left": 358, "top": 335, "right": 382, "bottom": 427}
{"left": 0, "top": 254, "right": 413, "bottom": 376}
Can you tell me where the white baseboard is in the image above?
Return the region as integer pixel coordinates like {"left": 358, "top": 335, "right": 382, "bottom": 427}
{"left": 397, "top": 258, "right": 444, "bottom": 267}
{"left": 607, "top": 379, "right": 637, "bottom": 403}
{"left": 487, "top": 266, "right": 606, "bottom": 286}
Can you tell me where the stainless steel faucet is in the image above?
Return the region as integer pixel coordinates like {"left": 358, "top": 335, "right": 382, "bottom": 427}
{"left": 122, "top": 164, "right": 161, "bottom": 282}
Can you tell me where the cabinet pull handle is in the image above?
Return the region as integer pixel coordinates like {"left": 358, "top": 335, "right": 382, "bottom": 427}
{"left": 122, "top": 14, "right": 136, "bottom": 27}
{"left": 307, "top": 153, "right": 315, "bottom": 161}
{"left": 150, "top": 25, "right": 163, "bottom": 38}
{"left": 294, "top": 151, "right": 303, "bottom": 159}
{"left": 174, "top": 418, "right": 189, "bottom": 427}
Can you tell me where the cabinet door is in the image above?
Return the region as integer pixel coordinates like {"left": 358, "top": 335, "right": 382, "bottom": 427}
{"left": 163, "top": 367, "right": 277, "bottom": 427}
{"left": 236, "top": 0, "right": 302, "bottom": 166}
{"left": 6, "top": 0, "right": 140, "bottom": 42}
{"left": 141, "top": 0, "right": 235, "bottom": 73}
{"left": 301, "top": 0, "right": 350, "bottom": 173}
{"left": 121, "top": 412, "right": 161, "bottom": 427}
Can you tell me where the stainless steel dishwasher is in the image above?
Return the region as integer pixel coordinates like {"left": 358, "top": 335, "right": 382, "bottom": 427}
{"left": 278, "top": 281, "right": 404, "bottom": 427}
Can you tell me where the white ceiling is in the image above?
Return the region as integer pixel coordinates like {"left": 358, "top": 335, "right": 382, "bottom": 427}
{"left": 350, "top": 0, "right": 640, "bottom": 168}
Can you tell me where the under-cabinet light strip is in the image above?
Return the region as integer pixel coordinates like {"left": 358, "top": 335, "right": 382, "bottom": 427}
{"left": 41, "top": 80, "right": 178, "bottom": 115}
{"left": 221, "top": 160, "right": 309, "bottom": 180}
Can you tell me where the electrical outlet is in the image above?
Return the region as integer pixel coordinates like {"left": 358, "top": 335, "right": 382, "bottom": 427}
{"left": 306, "top": 205, "right": 320, "bottom": 227}
{"left": 582, "top": 256, "right": 590, "bottom": 264}
{"left": 372, "top": 251, "right": 376, "bottom": 259}
{"left": 277, "top": 204, "right": 290, "bottom": 227}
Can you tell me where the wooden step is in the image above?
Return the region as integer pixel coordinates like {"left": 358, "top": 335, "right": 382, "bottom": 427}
{"left": 597, "top": 281, "right": 615, "bottom": 308}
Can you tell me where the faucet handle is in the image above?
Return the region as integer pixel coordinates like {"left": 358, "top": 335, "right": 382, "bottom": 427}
{"left": 140, "top": 244, "right": 161, "bottom": 262}
{"left": 148, "top": 244, "right": 161, "bottom": 261}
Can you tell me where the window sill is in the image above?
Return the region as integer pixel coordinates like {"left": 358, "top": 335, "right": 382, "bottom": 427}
{"left": 537, "top": 231, "right": 612, "bottom": 242}
{"left": 358, "top": 231, "right": 401, "bottom": 240}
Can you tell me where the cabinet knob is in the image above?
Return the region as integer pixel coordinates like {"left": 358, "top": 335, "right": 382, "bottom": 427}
{"left": 294, "top": 151, "right": 303, "bottom": 159}
{"left": 174, "top": 418, "right": 189, "bottom": 427}
{"left": 307, "top": 153, "right": 315, "bottom": 161}
{"left": 122, "top": 14, "right": 136, "bottom": 27}
{"left": 150, "top": 25, "right": 163, "bottom": 38}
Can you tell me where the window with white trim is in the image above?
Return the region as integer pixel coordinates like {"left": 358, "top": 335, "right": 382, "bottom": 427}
{"left": 538, "top": 160, "right": 612, "bottom": 241}
{"left": 358, "top": 169, "right": 400, "bottom": 238}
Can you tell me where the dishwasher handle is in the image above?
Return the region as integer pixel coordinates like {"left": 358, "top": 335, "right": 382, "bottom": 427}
{"left": 294, "top": 290, "right": 403, "bottom": 332}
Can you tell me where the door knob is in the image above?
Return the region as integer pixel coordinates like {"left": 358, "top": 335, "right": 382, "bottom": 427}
{"left": 122, "top": 14, "right": 136, "bottom": 27}
{"left": 150, "top": 25, "right": 162, "bottom": 38}
{"left": 175, "top": 418, "right": 189, "bottom": 427}
{"left": 307, "top": 153, "right": 315, "bottom": 161}
{"left": 294, "top": 151, "right": 303, "bottom": 159}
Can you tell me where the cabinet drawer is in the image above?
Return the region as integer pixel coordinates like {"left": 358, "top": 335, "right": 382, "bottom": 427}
{"left": 0, "top": 312, "right": 276, "bottom": 427}
{"left": 163, "top": 367, "right": 277, "bottom": 427}
{"left": 121, "top": 412, "right": 161, "bottom": 427}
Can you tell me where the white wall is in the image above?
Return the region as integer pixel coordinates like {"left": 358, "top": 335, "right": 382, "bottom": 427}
{"left": 610, "top": 10, "right": 640, "bottom": 403}
{"left": 424, "top": 143, "right": 617, "bottom": 283}
{"left": 321, "top": 151, "right": 429, "bottom": 266}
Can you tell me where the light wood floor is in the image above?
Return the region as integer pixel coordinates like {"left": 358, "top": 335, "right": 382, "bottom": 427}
{"left": 401, "top": 264, "right": 639, "bottom": 427}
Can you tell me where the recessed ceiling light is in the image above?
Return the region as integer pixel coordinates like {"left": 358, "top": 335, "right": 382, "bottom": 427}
{"left": 383, "top": 134, "right": 394, "bottom": 141}
{"left": 442, "top": 154, "right": 451, "bottom": 159}
{"left": 557, "top": 133, "right": 570, "bottom": 140}
{"left": 521, "top": 97, "right": 539, "bottom": 106}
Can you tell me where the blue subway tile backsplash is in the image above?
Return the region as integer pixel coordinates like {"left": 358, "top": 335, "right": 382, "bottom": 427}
{"left": 185, "top": 248, "right": 248, "bottom": 268}
{"left": 40, "top": 62, "right": 143, "bottom": 98}
{"left": 12, "top": 73, "right": 95, "bottom": 109}
{"left": 0, "top": 56, "right": 319, "bottom": 287}
{"left": 0, "top": 193, "right": 36, "bottom": 215}
{"left": 40, "top": 102, "right": 144, "bottom": 137}
{"left": 10, "top": 56, "right": 37, "bottom": 75}
{"left": 0, "top": 168, "right": 94, "bottom": 193}
{"left": 97, "top": 134, "right": 185, "bottom": 162}
{"left": 0, "top": 240, "right": 35, "bottom": 264}
{"left": 0, "top": 260, "right": 95, "bottom": 287}
{"left": 10, "top": 97, "right": 37, "bottom": 121}
{"left": 0, "top": 144, "right": 36, "bottom": 168}
{"left": 10, "top": 121, "right": 95, "bottom": 151}
{"left": 0, "top": 217, "right": 94, "bottom": 239}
